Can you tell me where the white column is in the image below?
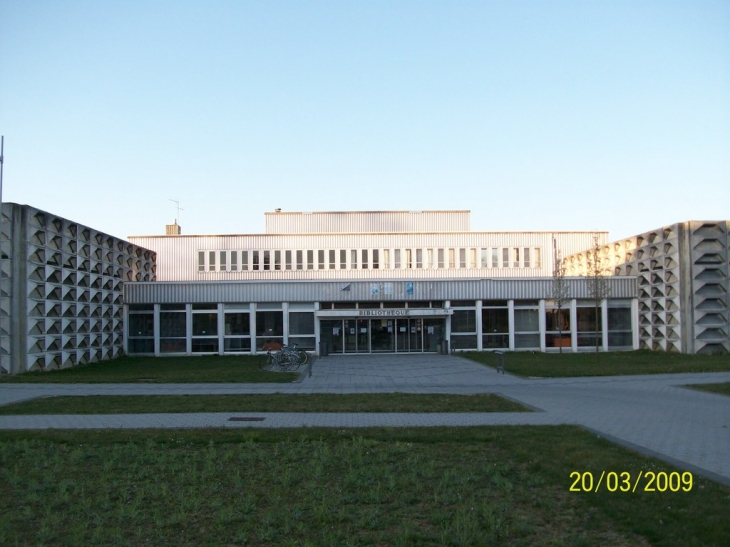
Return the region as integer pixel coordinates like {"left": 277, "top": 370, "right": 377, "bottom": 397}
{"left": 508, "top": 299, "right": 515, "bottom": 351}
{"left": 314, "top": 302, "right": 321, "bottom": 355}
{"left": 444, "top": 300, "right": 451, "bottom": 351}
{"left": 539, "top": 299, "right": 546, "bottom": 352}
{"left": 185, "top": 304, "right": 192, "bottom": 355}
{"left": 570, "top": 299, "right": 577, "bottom": 352}
{"left": 476, "top": 300, "right": 483, "bottom": 351}
{"left": 153, "top": 304, "right": 160, "bottom": 356}
{"left": 631, "top": 298, "right": 640, "bottom": 350}
{"left": 282, "top": 301, "right": 289, "bottom": 346}
{"left": 601, "top": 299, "right": 609, "bottom": 352}
{"left": 250, "top": 303, "right": 256, "bottom": 355}
{"left": 123, "top": 305, "right": 129, "bottom": 355}
{"left": 217, "top": 303, "right": 225, "bottom": 355}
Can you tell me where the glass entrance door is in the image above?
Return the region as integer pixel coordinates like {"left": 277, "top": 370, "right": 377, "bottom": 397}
{"left": 344, "top": 319, "right": 357, "bottom": 353}
{"left": 409, "top": 318, "right": 423, "bottom": 352}
{"left": 423, "top": 318, "right": 443, "bottom": 352}
{"left": 371, "top": 319, "right": 394, "bottom": 352}
{"left": 395, "top": 318, "right": 409, "bottom": 352}
{"left": 356, "top": 319, "right": 370, "bottom": 353}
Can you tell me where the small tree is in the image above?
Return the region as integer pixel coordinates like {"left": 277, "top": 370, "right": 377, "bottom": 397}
{"left": 549, "top": 249, "right": 570, "bottom": 353}
{"left": 586, "top": 234, "right": 611, "bottom": 362}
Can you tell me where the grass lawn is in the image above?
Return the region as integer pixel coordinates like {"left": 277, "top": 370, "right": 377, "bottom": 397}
{"left": 0, "top": 355, "right": 299, "bottom": 384}
{"left": 685, "top": 382, "right": 730, "bottom": 397}
{"left": 0, "top": 426, "right": 727, "bottom": 546}
{"left": 463, "top": 350, "right": 730, "bottom": 378}
{"left": 0, "top": 393, "right": 528, "bottom": 415}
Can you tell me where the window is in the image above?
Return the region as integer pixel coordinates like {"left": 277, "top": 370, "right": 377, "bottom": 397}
{"left": 351, "top": 249, "right": 357, "bottom": 269}
{"left": 438, "top": 249, "right": 444, "bottom": 268}
{"left": 263, "top": 250, "right": 270, "bottom": 271}
{"left": 198, "top": 251, "right": 205, "bottom": 272}
{"left": 220, "top": 251, "right": 227, "bottom": 271}
{"left": 514, "top": 308, "right": 539, "bottom": 348}
{"left": 230, "top": 251, "right": 238, "bottom": 271}
{"left": 208, "top": 251, "right": 216, "bottom": 271}
{"left": 160, "top": 310, "right": 186, "bottom": 353}
{"left": 492, "top": 248, "right": 499, "bottom": 268}
{"left": 451, "top": 309, "right": 477, "bottom": 350}
{"left": 394, "top": 249, "right": 401, "bottom": 269}
{"left": 241, "top": 251, "right": 249, "bottom": 271}
{"left": 502, "top": 248, "right": 509, "bottom": 268}
{"left": 340, "top": 249, "right": 346, "bottom": 269}
{"left": 608, "top": 301, "right": 632, "bottom": 347}
{"left": 329, "top": 250, "right": 335, "bottom": 269}
{"left": 428, "top": 249, "right": 433, "bottom": 268}
{"left": 383, "top": 249, "right": 389, "bottom": 269}
{"left": 480, "top": 249, "right": 488, "bottom": 268}
{"left": 274, "top": 250, "right": 281, "bottom": 270}
{"left": 362, "top": 249, "right": 368, "bottom": 269}
{"left": 524, "top": 248, "right": 530, "bottom": 268}
{"left": 482, "top": 307, "right": 509, "bottom": 349}
{"left": 373, "top": 249, "right": 379, "bottom": 269}
{"left": 224, "top": 312, "right": 250, "bottom": 352}
{"left": 513, "top": 248, "right": 520, "bottom": 268}
{"left": 416, "top": 249, "right": 422, "bottom": 268}
{"left": 307, "top": 250, "right": 313, "bottom": 270}
{"left": 406, "top": 249, "right": 412, "bottom": 269}
{"left": 285, "top": 250, "right": 292, "bottom": 270}
{"left": 296, "top": 250, "right": 303, "bottom": 270}
{"left": 318, "top": 250, "right": 325, "bottom": 269}
{"left": 535, "top": 248, "right": 542, "bottom": 268}
{"left": 449, "top": 248, "right": 455, "bottom": 268}
{"left": 252, "top": 250, "right": 259, "bottom": 271}
{"left": 577, "top": 305, "right": 602, "bottom": 347}
{"left": 256, "top": 310, "right": 284, "bottom": 351}
{"left": 469, "top": 248, "right": 476, "bottom": 268}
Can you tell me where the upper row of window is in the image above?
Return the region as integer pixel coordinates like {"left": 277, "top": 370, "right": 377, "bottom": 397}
{"left": 197, "top": 247, "right": 542, "bottom": 272}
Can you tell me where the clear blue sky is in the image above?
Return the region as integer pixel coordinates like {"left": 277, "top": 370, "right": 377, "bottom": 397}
{"left": 1, "top": 0, "right": 728, "bottom": 241}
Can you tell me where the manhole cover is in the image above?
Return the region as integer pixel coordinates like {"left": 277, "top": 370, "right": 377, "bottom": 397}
{"left": 228, "top": 417, "right": 266, "bottom": 422}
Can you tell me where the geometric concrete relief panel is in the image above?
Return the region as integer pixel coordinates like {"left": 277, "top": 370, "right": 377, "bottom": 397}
{"left": 565, "top": 221, "right": 729, "bottom": 354}
{"left": 0, "top": 203, "right": 156, "bottom": 374}
{"left": 688, "top": 221, "right": 729, "bottom": 355}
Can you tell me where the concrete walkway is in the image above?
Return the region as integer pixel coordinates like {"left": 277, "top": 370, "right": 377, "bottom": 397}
{"left": 1, "top": 353, "right": 729, "bottom": 486}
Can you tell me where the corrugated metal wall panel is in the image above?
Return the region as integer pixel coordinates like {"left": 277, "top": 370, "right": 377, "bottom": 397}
{"left": 264, "top": 211, "right": 471, "bottom": 234}
{"left": 129, "top": 232, "right": 607, "bottom": 282}
{"left": 126, "top": 277, "right": 637, "bottom": 304}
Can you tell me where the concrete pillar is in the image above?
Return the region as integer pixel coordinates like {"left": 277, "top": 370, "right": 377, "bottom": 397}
{"left": 601, "top": 299, "right": 609, "bottom": 352}
{"left": 250, "top": 303, "right": 256, "bottom": 355}
{"left": 217, "top": 303, "right": 225, "bottom": 355}
{"left": 631, "top": 298, "right": 640, "bottom": 350}
{"left": 153, "top": 304, "right": 160, "bottom": 357}
{"left": 314, "top": 301, "right": 321, "bottom": 355}
{"left": 282, "top": 301, "right": 289, "bottom": 346}
{"left": 476, "top": 300, "right": 483, "bottom": 351}
{"left": 539, "top": 299, "right": 546, "bottom": 352}
{"left": 570, "top": 299, "right": 578, "bottom": 352}
{"left": 185, "top": 304, "right": 192, "bottom": 355}
{"left": 508, "top": 299, "right": 515, "bottom": 351}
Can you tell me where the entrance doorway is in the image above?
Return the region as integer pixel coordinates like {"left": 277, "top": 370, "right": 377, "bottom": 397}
{"left": 320, "top": 318, "right": 444, "bottom": 354}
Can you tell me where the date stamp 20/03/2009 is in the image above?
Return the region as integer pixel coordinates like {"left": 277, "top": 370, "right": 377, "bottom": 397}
{"left": 569, "top": 471, "right": 693, "bottom": 493}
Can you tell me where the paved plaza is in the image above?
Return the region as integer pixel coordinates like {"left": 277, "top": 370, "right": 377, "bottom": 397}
{"left": 1, "top": 353, "right": 729, "bottom": 486}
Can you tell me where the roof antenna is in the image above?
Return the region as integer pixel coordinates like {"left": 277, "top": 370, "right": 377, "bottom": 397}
{"left": 169, "top": 199, "right": 184, "bottom": 224}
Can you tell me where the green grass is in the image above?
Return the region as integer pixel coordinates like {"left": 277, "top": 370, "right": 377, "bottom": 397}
{"left": 0, "top": 393, "right": 528, "bottom": 415}
{"left": 0, "top": 426, "right": 727, "bottom": 546}
{"left": 685, "top": 382, "right": 730, "bottom": 397}
{"left": 0, "top": 355, "right": 299, "bottom": 383}
{"left": 463, "top": 350, "right": 730, "bottom": 378}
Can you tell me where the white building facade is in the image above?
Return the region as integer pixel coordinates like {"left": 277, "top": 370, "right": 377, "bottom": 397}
{"left": 126, "top": 211, "right": 639, "bottom": 356}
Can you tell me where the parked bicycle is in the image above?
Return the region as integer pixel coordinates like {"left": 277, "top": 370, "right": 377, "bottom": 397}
{"left": 281, "top": 343, "right": 310, "bottom": 365}
{"left": 258, "top": 347, "right": 300, "bottom": 372}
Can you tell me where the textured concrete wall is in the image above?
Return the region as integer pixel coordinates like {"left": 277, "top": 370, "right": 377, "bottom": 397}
{"left": 0, "top": 203, "right": 156, "bottom": 374}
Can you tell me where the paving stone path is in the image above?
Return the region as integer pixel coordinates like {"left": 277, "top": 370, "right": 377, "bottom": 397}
{"left": 1, "top": 354, "right": 729, "bottom": 486}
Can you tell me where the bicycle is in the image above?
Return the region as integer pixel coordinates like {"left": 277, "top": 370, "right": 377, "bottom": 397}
{"left": 281, "top": 343, "right": 310, "bottom": 365}
{"left": 259, "top": 348, "right": 300, "bottom": 372}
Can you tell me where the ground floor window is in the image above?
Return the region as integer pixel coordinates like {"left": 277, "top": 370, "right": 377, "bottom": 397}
{"left": 126, "top": 298, "right": 636, "bottom": 356}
